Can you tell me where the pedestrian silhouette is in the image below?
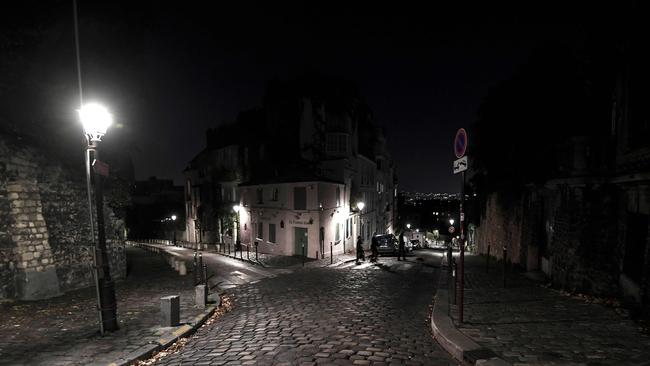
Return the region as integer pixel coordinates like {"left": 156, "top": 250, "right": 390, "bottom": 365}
{"left": 398, "top": 232, "right": 406, "bottom": 261}
{"left": 356, "top": 235, "right": 365, "bottom": 264}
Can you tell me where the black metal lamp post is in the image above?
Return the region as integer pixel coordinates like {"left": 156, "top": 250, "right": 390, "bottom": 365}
{"left": 79, "top": 103, "right": 119, "bottom": 334}
{"left": 171, "top": 215, "right": 177, "bottom": 244}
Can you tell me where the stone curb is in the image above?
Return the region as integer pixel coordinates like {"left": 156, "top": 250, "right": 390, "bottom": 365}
{"left": 430, "top": 258, "right": 512, "bottom": 366}
{"left": 106, "top": 274, "right": 222, "bottom": 366}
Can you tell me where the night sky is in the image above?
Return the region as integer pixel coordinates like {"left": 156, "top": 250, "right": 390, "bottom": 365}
{"left": 0, "top": 1, "right": 615, "bottom": 192}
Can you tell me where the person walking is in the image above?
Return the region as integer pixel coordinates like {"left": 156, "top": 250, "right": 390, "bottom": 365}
{"left": 370, "top": 232, "right": 379, "bottom": 262}
{"left": 356, "top": 235, "right": 365, "bottom": 264}
{"left": 397, "top": 232, "right": 406, "bottom": 261}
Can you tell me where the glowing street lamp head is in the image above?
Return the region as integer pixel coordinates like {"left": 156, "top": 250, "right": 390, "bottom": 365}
{"left": 449, "top": 219, "right": 455, "bottom": 225}
{"left": 406, "top": 223, "right": 411, "bottom": 229}
{"left": 356, "top": 202, "right": 365, "bottom": 211}
{"left": 171, "top": 215, "right": 177, "bottom": 221}
{"left": 233, "top": 204, "right": 241, "bottom": 213}
{"left": 78, "top": 103, "right": 113, "bottom": 142}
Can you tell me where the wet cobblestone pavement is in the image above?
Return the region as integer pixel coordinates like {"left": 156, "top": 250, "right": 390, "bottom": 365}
{"left": 155, "top": 256, "right": 456, "bottom": 366}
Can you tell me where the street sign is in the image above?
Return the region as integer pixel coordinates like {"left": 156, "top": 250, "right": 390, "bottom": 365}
{"left": 454, "top": 128, "right": 468, "bottom": 158}
{"left": 448, "top": 226, "right": 455, "bottom": 234}
{"left": 93, "top": 159, "right": 110, "bottom": 177}
{"left": 453, "top": 156, "right": 468, "bottom": 174}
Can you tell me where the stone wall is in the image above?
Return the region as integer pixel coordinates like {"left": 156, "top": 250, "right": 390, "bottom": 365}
{"left": 0, "top": 134, "right": 126, "bottom": 300}
{"left": 476, "top": 183, "right": 620, "bottom": 297}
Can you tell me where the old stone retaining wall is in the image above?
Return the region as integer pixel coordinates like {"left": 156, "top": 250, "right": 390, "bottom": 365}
{"left": 0, "top": 133, "right": 126, "bottom": 300}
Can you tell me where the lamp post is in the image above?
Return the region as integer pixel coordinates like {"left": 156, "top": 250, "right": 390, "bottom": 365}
{"left": 233, "top": 205, "right": 241, "bottom": 253}
{"left": 79, "top": 102, "right": 118, "bottom": 333}
{"left": 171, "top": 215, "right": 177, "bottom": 245}
{"left": 406, "top": 223, "right": 411, "bottom": 230}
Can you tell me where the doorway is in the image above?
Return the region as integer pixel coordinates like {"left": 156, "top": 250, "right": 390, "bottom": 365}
{"left": 294, "top": 227, "right": 308, "bottom": 256}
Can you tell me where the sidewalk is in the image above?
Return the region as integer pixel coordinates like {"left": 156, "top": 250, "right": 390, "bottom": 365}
{"left": 0, "top": 246, "right": 219, "bottom": 366}
{"left": 432, "top": 253, "right": 650, "bottom": 366}
{"left": 208, "top": 243, "right": 358, "bottom": 269}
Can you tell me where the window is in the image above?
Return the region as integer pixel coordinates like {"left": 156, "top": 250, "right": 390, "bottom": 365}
{"left": 294, "top": 187, "right": 307, "bottom": 210}
{"left": 336, "top": 187, "right": 341, "bottom": 207}
{"left": 271, "top": 188, "right": 279, "bottom": 201}
{"left": 256, "top": 188, "right": 263, "bottom": 204}
{"left": 268, "top": 223, "right": 276, "bottom": 243}
{"left": 256, "top": 222, "right": 264, "bottom": 240}
{"left": 326, "top": 133, "right": 349, "bottom": 155}
{"left": 335, "top": 223, "right": 341, "bottom": 242}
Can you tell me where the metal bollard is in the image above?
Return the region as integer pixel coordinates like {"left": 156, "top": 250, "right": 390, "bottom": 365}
{"left": 203, "top": 264, "right": 208, "bottom": 286}
{"left": 193, "top": 252, "right": 199, "bottom": 285}
{"left": 255, "top": 241, "right": 258, "bottom": 261}
{"left": 330, "top": 242, "right": 333, "bottom": 265}
{"left": 240, "top": 245, "right": 243, "bottom": 260}
{"left": 198, "top": 253, "right": 204, "bottom": 284}
{"left": 302, "top": 245, "right": 305, "bottom": 267}
{"left": 247, "top": 244, "right": 250, "bottom": 260}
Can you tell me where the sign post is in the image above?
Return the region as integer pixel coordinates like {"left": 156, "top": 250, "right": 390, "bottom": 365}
{"left": 453, "top": 128, "right": 468, "bottom": 323}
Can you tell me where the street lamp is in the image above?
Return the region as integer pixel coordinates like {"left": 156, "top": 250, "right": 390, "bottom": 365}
{"left": 171, "top": 215, "right": 177, "bottom": 244}
{"left": 356, "top": 202, "right": 365, "bottom": 211}
{"left": 449, "top": 218, "right": 455, "bottom": 226}
{"left": 79, "top": 102, "right": 118, "bottom": 333}
{"left": 406, "top": 223, "right": 411, "bottom": 230}
{"left": 233, "top": 205, "right": 241, "bottom": 251}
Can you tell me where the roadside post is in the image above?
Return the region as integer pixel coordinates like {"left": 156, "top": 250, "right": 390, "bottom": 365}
{"left": 453, "top": 127, "right": 468, "bottom": 323}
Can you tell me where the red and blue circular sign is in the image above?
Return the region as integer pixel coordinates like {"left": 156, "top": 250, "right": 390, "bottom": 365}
{"left": 454, "top": 128, "right": 468, "bottom": 158}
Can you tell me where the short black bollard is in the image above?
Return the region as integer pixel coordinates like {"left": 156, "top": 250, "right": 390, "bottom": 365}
{"left": 198, "top": 253, "right": 204, "bottom": 284}
{"left": 203, "top": 264, "right": 208, "bottom": 286}
{"left": 193, "top": 252, "right": 199, "bottom": 285}
{"left": 255, "top": 241, "right": 258, "bottom": 261}
{"left": 330, "top": 242, "right": 333, "bottom": 265}
{"left": 503, "top": 246, "right": 508, "bottom": 288}
{"left": 302, "top": 245, "right": 305, "bottom": 267}
{"left": 240, "top": 245, "right": 243, "bottom": 260}
{"left": 247, "top": 244, "right": 250, "bottom": 260}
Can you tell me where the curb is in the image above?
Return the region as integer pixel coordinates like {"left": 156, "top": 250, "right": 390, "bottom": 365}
{"left": 430, "top": 259, "right": 511, "bottom": 366}
{"left": 106, "top": 286, "right": 222, "bottom": 366}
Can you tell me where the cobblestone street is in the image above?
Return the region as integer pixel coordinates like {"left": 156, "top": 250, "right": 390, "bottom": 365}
{"left": 155, "top": 254, "right": 456, "bottom": 366}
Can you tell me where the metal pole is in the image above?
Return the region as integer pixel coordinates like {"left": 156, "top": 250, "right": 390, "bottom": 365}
{"left": 503, "top": 246, "right": 508, "bottom": 288}
{"left": 330, "top": 242, "right": 333, "bottom": 265}
{"left": 193, "top": 252, "right": 198, "bottom": 284}
{"left": 92, "top": 148, "right": 118, "bottom": 331}
{"left": 247, "top": 243, "right": 250, "bottom": 260}
{"left": 302, "top": 244, "right": 305, "bottom": 267}
{"left": 199, "top": 253, "right": 204, "bottom": 284}
{"left": 203, "top": 264, "right": 208, "bottom": 286}
{"left": 459, "top": 170, "right": 465, "bottom": 323}
{"left": 85, "top": 145, "right": 104, "bottom": 335}
{"left": 255, "top": 241, "right": 258, "bottom": 261}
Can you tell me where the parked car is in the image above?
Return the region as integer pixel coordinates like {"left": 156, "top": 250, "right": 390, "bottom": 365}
{"left": 410, "top": 239, "right": 421, "bottom": 249}
{"left": 374, "top": 234, "right": 398, "bottom": 255}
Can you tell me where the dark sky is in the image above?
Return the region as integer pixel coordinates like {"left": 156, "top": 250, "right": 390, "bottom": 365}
{"left": 1, "top": 1, "right": 613, "bottom": 192}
